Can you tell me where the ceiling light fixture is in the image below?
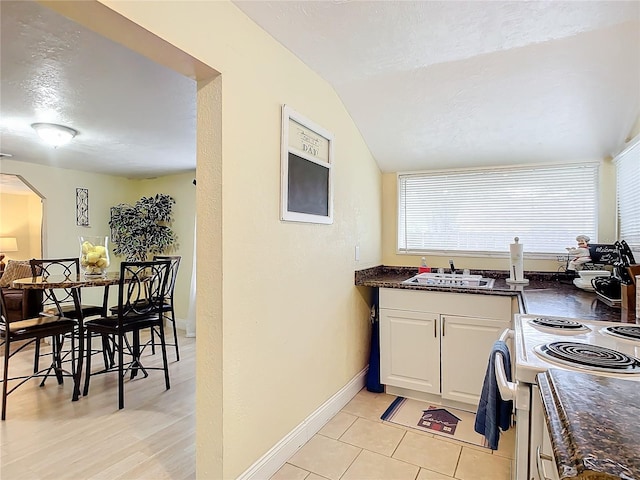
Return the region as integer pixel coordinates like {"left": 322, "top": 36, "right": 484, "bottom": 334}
{"left": 31, "top": 122, "right": 78, "bottom": 147}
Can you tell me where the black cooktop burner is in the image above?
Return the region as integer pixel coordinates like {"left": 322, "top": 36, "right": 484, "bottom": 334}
{"left": 603, "top": 325, "right": 640, "bottom": 342}
{"left": 531, "top": 317, "right": 586, "bottom": 330}
{"left": 534, "top": 341, "right": 640, "bottom": 374}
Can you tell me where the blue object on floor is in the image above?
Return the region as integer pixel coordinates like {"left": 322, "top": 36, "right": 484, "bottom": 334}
{"left": 474, "top": 340, "right": 513, "bottom": 450}
{"left": 366, "top": 299, "right": 384, "bottom": 393}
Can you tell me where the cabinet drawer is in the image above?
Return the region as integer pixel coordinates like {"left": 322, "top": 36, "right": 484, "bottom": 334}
{"left": 380, "top": 288, "right": 511, "bottom": 321}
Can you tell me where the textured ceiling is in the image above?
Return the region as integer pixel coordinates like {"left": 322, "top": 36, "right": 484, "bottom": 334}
{"left": 234, "top": 0, "right": 640, "bottom": 172}
{"left": 1, "top": 1, "right": 639, "bottom": 180}
{"left": 0, "top": 1, "right": 196, "bottom": 179}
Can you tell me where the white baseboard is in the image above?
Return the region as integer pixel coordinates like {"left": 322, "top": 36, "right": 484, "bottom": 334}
{"left": 236, "top": 366, "right": 368, "bottom": 480}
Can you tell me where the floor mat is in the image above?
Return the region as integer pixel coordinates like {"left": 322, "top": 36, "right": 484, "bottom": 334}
{"left": 381, "top": 396, "right": 489, "bottom": 449}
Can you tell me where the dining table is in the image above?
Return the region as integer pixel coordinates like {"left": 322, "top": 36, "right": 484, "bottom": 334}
{"left": 11, "top": 272, "right": 121, "bottom": 401}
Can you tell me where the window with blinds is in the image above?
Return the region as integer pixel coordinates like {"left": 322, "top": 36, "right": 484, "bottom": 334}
{"left": 615, "top": 139, "right": 640, "bottom": 248}
{"left": 398, "top": 163, "right": 598, "bottom": 255}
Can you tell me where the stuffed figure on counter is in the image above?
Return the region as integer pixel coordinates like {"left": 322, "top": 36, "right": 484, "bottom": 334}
{"left": 566, "top": 234, "right": 591, "bottom": 271}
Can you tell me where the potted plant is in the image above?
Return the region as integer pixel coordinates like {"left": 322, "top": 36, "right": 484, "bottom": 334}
{"left": 109, "top": 194, "right": 177, "bottom": 261}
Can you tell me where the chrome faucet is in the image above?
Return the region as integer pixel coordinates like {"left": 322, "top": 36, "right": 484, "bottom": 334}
{"left": 449, "top": 259, "right": 456, "bottom": 274}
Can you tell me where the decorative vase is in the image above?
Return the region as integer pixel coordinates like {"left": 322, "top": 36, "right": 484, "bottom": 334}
{"left": 79, "top": 236, "right": 110, "bottom": 277}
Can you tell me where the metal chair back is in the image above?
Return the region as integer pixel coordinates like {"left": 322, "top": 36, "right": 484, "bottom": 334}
{"left": 117, "top": 260, "right": 171, "bottom": 322}
{"left": 29, "top": 258, "right": 80, "bottom": 316}
{"left": 153, "top": 255, "right": 181, "bottom": 305}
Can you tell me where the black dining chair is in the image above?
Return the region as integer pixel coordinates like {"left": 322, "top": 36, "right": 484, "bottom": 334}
{"left": 151, "top": 255, "right": 181, "bottom": 361}
{"left": 29, "top": 258, "right": 109, "bottom": 372}
{"left": 29, "top": 258, "right": 106, "bottom": 319}
{"left": 110, "top": 255, "right": 182, "bottom": 361}
{"left": 83, "top": 260, "right": 171, "bottom": 409}
{"left": 0, "top": 288, "right": 77, "bottom": 420}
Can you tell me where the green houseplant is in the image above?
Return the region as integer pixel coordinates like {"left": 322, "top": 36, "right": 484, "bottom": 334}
{"left": 109, "top": 194, "right": 177, "bottom": 261}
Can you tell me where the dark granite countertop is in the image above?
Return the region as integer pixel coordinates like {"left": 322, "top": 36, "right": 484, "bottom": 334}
{"left": 355, "top": 265, "right": 622, "bottom": 322}
{"left": 538, "top": 369, "right": 640, "bottom": 480}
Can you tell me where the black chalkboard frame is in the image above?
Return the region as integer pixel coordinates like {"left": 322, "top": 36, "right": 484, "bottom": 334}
{"left": 280, "top": 105, "right": 334, "bottom": 224}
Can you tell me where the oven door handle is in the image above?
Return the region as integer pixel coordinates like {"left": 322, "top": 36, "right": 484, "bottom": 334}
{"left": 498, "top": 328, "right": 512, "bottom": 343}
{"left": 495, "top": 329, "right": 517, "bottom": 401}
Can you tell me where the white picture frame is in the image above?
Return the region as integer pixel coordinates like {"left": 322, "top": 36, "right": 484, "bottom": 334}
{"left": 280, "top": 105, "right": 334, "bottom": 224}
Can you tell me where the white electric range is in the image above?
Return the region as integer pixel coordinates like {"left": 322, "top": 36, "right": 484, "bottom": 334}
{"left": 506, "top": 314, "right": 640, "bottom": 480}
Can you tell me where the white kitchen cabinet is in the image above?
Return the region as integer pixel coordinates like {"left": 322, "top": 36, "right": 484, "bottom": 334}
{"left": 379, "top": 288, "right": 514, "bottom": 407}
{"left": 440, "top": 314, "right": 510, "bottom": 405}
{"left": 379, "top": 309, "right": 440, "bottom": 394}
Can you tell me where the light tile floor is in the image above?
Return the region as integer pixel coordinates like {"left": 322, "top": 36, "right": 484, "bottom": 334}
{"left": 270, "top": 389, "right": 514, "bottom": 480}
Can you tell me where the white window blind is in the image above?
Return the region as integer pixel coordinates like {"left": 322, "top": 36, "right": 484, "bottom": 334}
{"left": 398, "top": 163, "right": 598, "bottom": 255}
{"left": 616, "top": 140, "right": 640, "bottom": 248}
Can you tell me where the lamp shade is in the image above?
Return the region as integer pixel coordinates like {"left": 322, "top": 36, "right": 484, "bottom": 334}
{"left": 0, "top": 237, "right": 18, "bottom": 252}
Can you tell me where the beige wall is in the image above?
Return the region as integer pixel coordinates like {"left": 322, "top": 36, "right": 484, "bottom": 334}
{"left": 382, "top": 161, "right": 617, "bottom": 272}
{"left": 96, "top": 1, "right": 382, "bottom": 478}
{"left": 0, "top": 160, "right": 196, "bottom": 319}
{"left": 27, "top": 193, "right": 43, "bottom": 258}
{"left": 0, "top": 190, "right": 42, "bottom": 261}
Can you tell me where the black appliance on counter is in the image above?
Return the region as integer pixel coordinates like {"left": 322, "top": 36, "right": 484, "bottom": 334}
{"left": 591, "top": 240, "right": 637, "bottom": 301}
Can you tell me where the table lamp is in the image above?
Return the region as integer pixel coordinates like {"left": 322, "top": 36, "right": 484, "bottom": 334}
{"left": 0, "top": 237, "right": 18, "bottom": 272}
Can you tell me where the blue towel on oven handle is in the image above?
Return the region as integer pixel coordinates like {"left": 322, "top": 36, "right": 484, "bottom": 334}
{"left": 474, "top": 340, "right": 514, "bottom": 450}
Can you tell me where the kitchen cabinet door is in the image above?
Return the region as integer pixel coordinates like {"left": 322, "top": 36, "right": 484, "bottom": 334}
{"left": 380, "top": 308, "right": 440, "bottom": 394}
{"left": 440, "top": 314, "right": 510, "bottom": 406}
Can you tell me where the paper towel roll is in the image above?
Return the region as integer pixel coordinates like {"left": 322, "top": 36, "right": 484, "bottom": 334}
{"left": 506, "top": 237, "right": 528, "bottom": 285}
{"left": 509, "top": 237, "right": 524, "bottom": 282}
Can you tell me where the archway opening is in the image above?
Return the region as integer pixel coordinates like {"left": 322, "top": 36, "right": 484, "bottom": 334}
{"left": 0, "top": 173, "right": 44, "bottom": 270}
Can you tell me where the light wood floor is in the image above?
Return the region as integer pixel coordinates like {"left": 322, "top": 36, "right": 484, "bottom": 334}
{"left": 0, "top": 332, "right": 195, "bottom": 480}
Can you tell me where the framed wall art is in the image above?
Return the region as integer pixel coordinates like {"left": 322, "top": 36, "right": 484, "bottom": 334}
{"left": 281, "top": 105, "right": 334, "bottom": 224}
{"left": 76, "top": 187, "right": 90, "bottom": 226}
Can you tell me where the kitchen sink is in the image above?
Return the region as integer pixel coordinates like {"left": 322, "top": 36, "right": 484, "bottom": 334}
{"left": 402, "top": 272, "right": 495, "bottom": 289}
